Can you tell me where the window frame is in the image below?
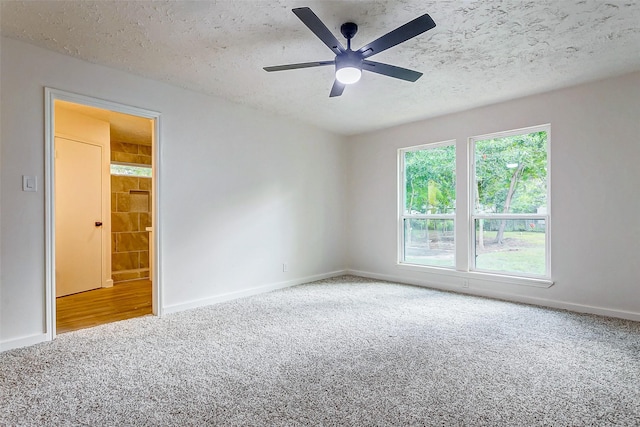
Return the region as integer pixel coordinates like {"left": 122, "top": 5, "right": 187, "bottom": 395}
{"left": 110, "top": 161, "right": 153, "bottom": 177}
{"left": 398, "top": 139, "right": 457, "bottom": 269}
{"left": 468, "top": 124, "right": 551, "bottom": 280}
{"left": 396, "top": 125, "right": 552, "bottom": 286}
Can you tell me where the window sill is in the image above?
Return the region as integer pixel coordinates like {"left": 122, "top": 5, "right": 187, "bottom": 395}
{"left": 396, "top": 263, "right": 554, "bottom": 288}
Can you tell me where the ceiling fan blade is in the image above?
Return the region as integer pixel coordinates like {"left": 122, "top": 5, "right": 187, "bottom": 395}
{"left": 293, "top": 7, "right": 345, "bottom": 55}
{"left": 264, "top": 61, "right": 334, "bottom": 72}
{"left": 362, "top": 60, "right": 423, "bottom": 82}
{"left": 357, "top": 14, "right": 436, "bottom": 59}
{"left": 329, "top": 80, "right": 345, "bottom": 97}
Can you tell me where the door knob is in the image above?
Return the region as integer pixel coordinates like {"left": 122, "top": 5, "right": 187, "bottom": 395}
{"left": 95, "top": 221, "right": 103, "bottom": 227}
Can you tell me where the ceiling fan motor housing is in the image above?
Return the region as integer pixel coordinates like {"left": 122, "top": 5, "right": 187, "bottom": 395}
{"left": 336, "top": 50, "right": 363, "bottom": 70}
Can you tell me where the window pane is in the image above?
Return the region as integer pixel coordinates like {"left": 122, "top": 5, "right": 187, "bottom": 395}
{"left": 474, "top": 131, "right": 547, "bottom": 215}
{"left": 474, "top": 219, "right": 546, "bottom": 276}
{"left": 404, "top": 145, "right": 456, "bottom": 215}
{"left": 404, "top": 218, "right": 455, "bottom": 267}
{"left": 110, "top": 163, "right": 152, "bottom": 177}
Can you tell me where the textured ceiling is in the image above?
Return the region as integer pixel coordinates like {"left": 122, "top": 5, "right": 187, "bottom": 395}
{"left": 2, "top": 0, "right": 640, "bottom": 135}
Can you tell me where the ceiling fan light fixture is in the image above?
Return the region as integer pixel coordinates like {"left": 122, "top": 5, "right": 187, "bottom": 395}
{"left": 336, "top": 66, "right": 362, "bottom": 84}
{"left": 335, "top": 52, "right": 363, "bottom": 85}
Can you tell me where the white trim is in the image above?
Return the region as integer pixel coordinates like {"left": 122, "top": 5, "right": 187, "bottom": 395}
{"left": 347, "top": 269, "right": 640, "bottom": 322}
{"left": 469, "top": 124, "right": 552, "bottom": 143}
{"left": 546, "top": 126, "right": 552, "bottom": 278}
{"left": 395, "top": 262, "right": 553, "bottom": 288}
{"left": 402, "top": 214, "right": 455, "bottom": 220}
{"left": 397, "top": 150, "right": 405, "bottom": 264}
{"left": 163, "top": 270, "right": 347, "bottom": 315}
{"left": 44, "top": 92, "right": 55, "bottom": 341}
{"left": 0, "top": 333, "right": 49, "bottom": 352}
{"left": 401, "top": 139, "right": 457, "bottom": 152}
{"left": 466, "top": 138, "right": 474, "bottom": 274}
{"left": 472, "top": 214, "right": 547, "bottom": 220}
{"left": 44, "top": 88, "right": 163, "bottom": 340}
{"left": 151, "top": 116, "right": 162, "bottom": 316}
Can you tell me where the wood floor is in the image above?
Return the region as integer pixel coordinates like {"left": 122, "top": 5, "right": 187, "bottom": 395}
{"left": 56, "top": 279, "right": 152, "bottom": 334}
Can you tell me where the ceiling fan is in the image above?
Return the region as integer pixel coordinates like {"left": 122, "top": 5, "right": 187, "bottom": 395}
{"left": 263, "top": 7, "right": 436, "bottom": 97}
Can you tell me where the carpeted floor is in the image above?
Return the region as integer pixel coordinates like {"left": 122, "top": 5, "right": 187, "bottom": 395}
{"left": 1, "top": 276, "right": 639, "bottom": 426}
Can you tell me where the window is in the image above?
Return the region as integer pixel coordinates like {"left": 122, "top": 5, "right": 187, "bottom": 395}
{"left": 398, "top": 124, "right": 550, "bottom": 282}
{"left": 471, "top": 126, "right": 549, "bottom": 278}
{"left": 110, "top": 162, "right": 152, "bottom": 177}
{"left": 400, "top": 141, "right": 456, "bottom": 268}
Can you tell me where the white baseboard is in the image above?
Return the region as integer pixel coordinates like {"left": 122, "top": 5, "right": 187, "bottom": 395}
{"left": 347, "top": 269, "right": 640, "bottom": 322}
{"left": 0, "top": 333, "right": 49, "bottom": 353}
{"left": 163, "top": 270, "right": 348, "bottom": 315}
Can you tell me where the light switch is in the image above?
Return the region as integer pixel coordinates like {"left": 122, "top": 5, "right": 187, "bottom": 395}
{"left": 22, "top": 175, "right": 37, "bottom": 192}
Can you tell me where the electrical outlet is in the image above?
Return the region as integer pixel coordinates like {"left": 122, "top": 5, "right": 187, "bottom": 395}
{"left": 462, "top": 279, "right": 469, "bottom": 288}
{"left": 283, "top": 263, "right": 288, "bottom": 272}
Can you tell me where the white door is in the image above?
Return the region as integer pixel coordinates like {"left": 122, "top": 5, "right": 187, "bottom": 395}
{"left": 55, "top": 137, "right": 103, "bottom": 297}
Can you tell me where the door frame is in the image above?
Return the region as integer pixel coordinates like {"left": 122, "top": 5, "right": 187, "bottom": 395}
{"left": 44, "top": 88, "right": 163, "bottom": 340}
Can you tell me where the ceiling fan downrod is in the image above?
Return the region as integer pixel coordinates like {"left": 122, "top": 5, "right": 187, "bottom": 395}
{"left": 340, "top": 22, "right": 358, "bottom": 50}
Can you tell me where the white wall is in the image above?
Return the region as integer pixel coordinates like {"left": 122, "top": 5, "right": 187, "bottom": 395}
{"left": 346, "top": 71, "right": 640, "bottom": 320}
{"left": 0, "top": 37, "right": 347, "bottom": 349}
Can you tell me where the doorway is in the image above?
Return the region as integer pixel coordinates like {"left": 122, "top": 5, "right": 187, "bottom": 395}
{"left": 45, "top": 89, "right": 162, "bottom": 339}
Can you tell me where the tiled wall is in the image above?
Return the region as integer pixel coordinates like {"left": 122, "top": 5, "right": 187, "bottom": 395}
{"left": 111, "top": 141, "right": 152, "bottom": 283}
{"left": 112, "top": 140, "right": 151, "bottom": 164}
